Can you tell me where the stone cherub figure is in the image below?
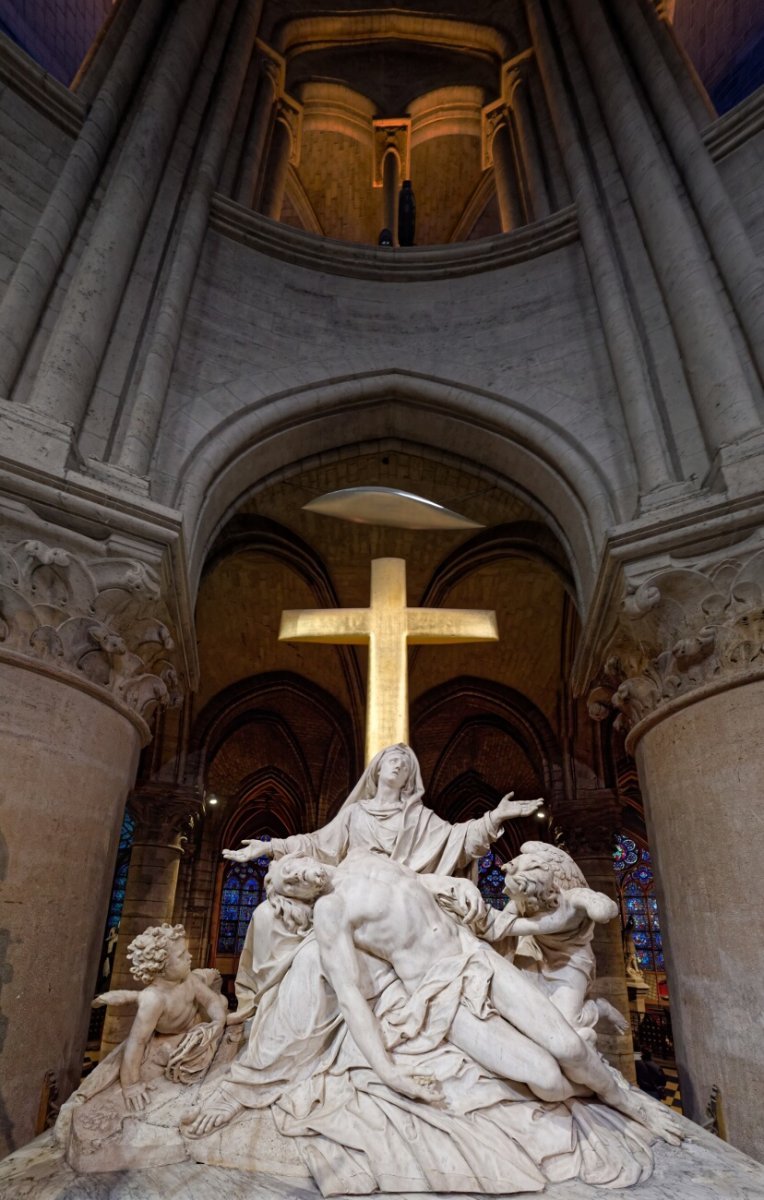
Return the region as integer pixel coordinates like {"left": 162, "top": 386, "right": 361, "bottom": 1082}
{"left": 91, "top": 923, "right": 229, "bottom": 1110}
{"left": 57, "top": 922, "right": 228, "bottom": 1164}
{"left": 441, "top": 840, "right": 628, "bottom": 1042}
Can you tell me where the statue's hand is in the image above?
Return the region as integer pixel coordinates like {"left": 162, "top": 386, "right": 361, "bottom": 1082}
{"left": 383, "top": 1066, "right": 445, "bottom": 1106}
{"left": 222, "top": 838, "right": 272, "bottom": 863}
{"left": 492, "top": 793, "right": 544, "bottom": 823}
{"left": 122, "top": 1080, "right": 153, "bottom": 1113}
{"left": 438, "top": 879, "right": 485, "bottom": 926}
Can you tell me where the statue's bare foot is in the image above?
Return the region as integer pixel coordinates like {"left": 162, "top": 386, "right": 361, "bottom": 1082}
{"left": 182, "top": 1091, "right": 244, "bottom": 1138}
{"left": 613, "top": 1087, "right": 682, "bottom": 1146}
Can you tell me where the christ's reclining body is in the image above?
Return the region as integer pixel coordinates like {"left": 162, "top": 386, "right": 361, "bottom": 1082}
{"left": 186, "top": 850, "right": 678, "bottom": 1145}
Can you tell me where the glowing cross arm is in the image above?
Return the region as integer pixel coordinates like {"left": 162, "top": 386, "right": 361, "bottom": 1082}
{"left": 278, "top": 608, "right": 371, "bottom": 644}
{"left": 279, "top": 557, "right": 499, "bottom": 763}
{"left": 405, "top": 608, "right": 498, "bottom": 644}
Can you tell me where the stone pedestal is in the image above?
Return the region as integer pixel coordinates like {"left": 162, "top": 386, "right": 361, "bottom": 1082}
{"left": 633, "top": 678, "right": 764, "bottom": 1161}
{"left": 0, "top": 662, "right": 140, "bottom": 1156}
{"left": 100, "top": 786, "right": 202, "bottom": 1052}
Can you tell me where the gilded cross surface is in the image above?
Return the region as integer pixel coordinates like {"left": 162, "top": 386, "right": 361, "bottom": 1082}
{"left": 279, "top": 557, "right": 498, "bottom": 762}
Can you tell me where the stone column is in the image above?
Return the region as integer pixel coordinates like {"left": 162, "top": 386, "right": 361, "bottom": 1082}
{"left": 100, "top": 786, "right": 202, "bottom": 1051}
{"left": 382, "top": 150, "right": 400, "bottom": 241}
{"left": 234, "top": 53, "right": 282, "bottom": 208}
{"left": 114, "top": 0, "right": 264, "bottom": 478}
{"left": 564, "top": 0, "right": 762, "bottom": 461}
{"left": 27, "top": 0, "right": 221, "bottom": 429}
{"left": 555, "top": 792, "right": 636, "bottom": 1082}
{"left": 525, "top": 0, "right": 678, "bottom": 499}
{"left": 590, "top": 544, "right": 764, "bottom": 1160}
{"left": 490, "top": 115, "right": 525, "bottom": 232}
{"left": 611, "top": 0, "right": 764, "bottom": 392}
{"left": 506, "top": 66, "right": 550, "bottom": 221}
{"left": 260, "top": 106, "right": 294, "bottom": 220}
{"left": 0, "top": 0, "right": 168, "bottom": 400}
{"left": 0, "top": 538, "right": 182, "bottom": 1155}
{"left": 651, "top": 0, "right": 716, "bottom": 129}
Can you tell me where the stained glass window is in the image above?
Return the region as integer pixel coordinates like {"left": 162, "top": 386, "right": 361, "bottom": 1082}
{"left": 108, "top": 810, "right": 135, "bottom": 932}
{"left": 217, "top": 835, "right": 272, "bottom": 956}
{"left": 478, "top": 848, "right": 508, "bottom": 910}
{"left": 613, "top": 834, "right": 664, "bottom": 973}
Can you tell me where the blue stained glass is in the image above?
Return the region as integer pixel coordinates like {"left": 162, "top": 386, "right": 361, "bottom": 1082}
{"left": 615, "top": 833, "right": 666, "bottom": 982}
{"left": 217, "top": 836, "right": 272, "bottom": 956}
{"left": 477, "top": 849, "right": 508, "bottom": 911}
{"left": 613, "top": 835, "right": 639, "bottom": 870}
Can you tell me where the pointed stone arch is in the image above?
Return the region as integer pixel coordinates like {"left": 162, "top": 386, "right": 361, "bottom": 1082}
{"left": 171, "top": 370, "right": 620, "bottom": 609}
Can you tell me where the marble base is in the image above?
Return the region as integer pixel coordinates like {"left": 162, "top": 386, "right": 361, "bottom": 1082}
{"left": 2, "top": 1121, "right": 764, "bottom": 1200}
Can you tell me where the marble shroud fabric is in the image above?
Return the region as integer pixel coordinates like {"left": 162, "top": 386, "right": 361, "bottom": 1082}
{"left": 201, "top": 933, "right": 655, "bottom": 1195}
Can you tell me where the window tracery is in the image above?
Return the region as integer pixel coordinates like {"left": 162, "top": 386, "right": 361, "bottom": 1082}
{"left": 613, "top": 834, "right": 664, "bottom": 973}
{"left": 217, "top": 835, "right": 272, "bottom": 956}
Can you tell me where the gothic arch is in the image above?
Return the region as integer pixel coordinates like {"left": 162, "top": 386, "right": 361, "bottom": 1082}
{"left": 412, "top": 675, "right": 565, "bottom": 812}
{"left": 418, "top": 520, "right": 575, "bottom": 605}
{"left": 171, "top": 371, "right": 621, "bottom": 607}
{"left": 190, "top": 670, "right": 358, "bottom": 827}
{"left": 203, "top": 515, "right": 364, "bottom": 745}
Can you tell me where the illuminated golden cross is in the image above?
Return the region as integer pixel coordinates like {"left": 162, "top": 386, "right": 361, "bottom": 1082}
{"left": 279, "top": 557, "right": 498, "bottom": 763}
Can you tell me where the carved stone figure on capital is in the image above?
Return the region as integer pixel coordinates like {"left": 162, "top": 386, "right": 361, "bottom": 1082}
{"left": 588, "top": 549, "right": 764, "bottom": 738}
{"left": 57, "top": 744, "right": 680, "bottom": 1194}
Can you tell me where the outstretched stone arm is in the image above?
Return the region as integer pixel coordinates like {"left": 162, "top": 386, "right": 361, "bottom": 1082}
{"left": 120, "top": 991, "right": 164, "bottom": 1111}
{"left": 190, "top": 974, "right": 228, "bottom": 1033}
{"left": 460, "top": 793, "right": 544, "bottom": 859}
{"left": 313, "top": 895, "right": 442, "bottom": 1106}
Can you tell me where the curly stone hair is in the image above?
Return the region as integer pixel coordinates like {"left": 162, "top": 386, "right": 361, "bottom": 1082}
{"left": 126, "top": 922, "right": 186, "bottom": 984}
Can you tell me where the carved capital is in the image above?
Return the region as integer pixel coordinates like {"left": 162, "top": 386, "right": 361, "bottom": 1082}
{"left": 0, "top": 539, "right": 185, "bottom": 734}
{"left": 128, "top": 784, "right": 203, "bottom": 850}
{"left": 255, "top": 39, "right": 285, "bottom": 95}
{"left": 480, "top": 98, "right": 509, "bottom": 170}
{"left": 588, "top": 546, "right": 764, "bottom": 746}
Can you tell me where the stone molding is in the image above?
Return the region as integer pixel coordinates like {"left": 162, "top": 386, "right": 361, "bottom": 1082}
{"left": 128, "top": 785, "right": 204, "bottom": 850}
{"left": 209, "top": 193, "right": 578, "bottom": 280}
{"left": 0, "top": 33, "right": 85, "bottom": 138}
{"left": 588, "top": 546, "right": 764, "bottom": 750}
{"left": 0, "top": 539, "right": 184, "bottom": 739}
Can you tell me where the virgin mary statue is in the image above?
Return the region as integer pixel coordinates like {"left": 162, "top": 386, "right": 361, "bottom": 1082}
{"left": 227, "top": 743, "right": 540, "bottom": 1019}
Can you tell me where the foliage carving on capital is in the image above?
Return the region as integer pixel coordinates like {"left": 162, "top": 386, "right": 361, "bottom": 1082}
{"left": 588, "top": 549, "right": 764, "bottom": 735}
{"left": 0, "top": 539, "right": 184, "bottom": 723}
